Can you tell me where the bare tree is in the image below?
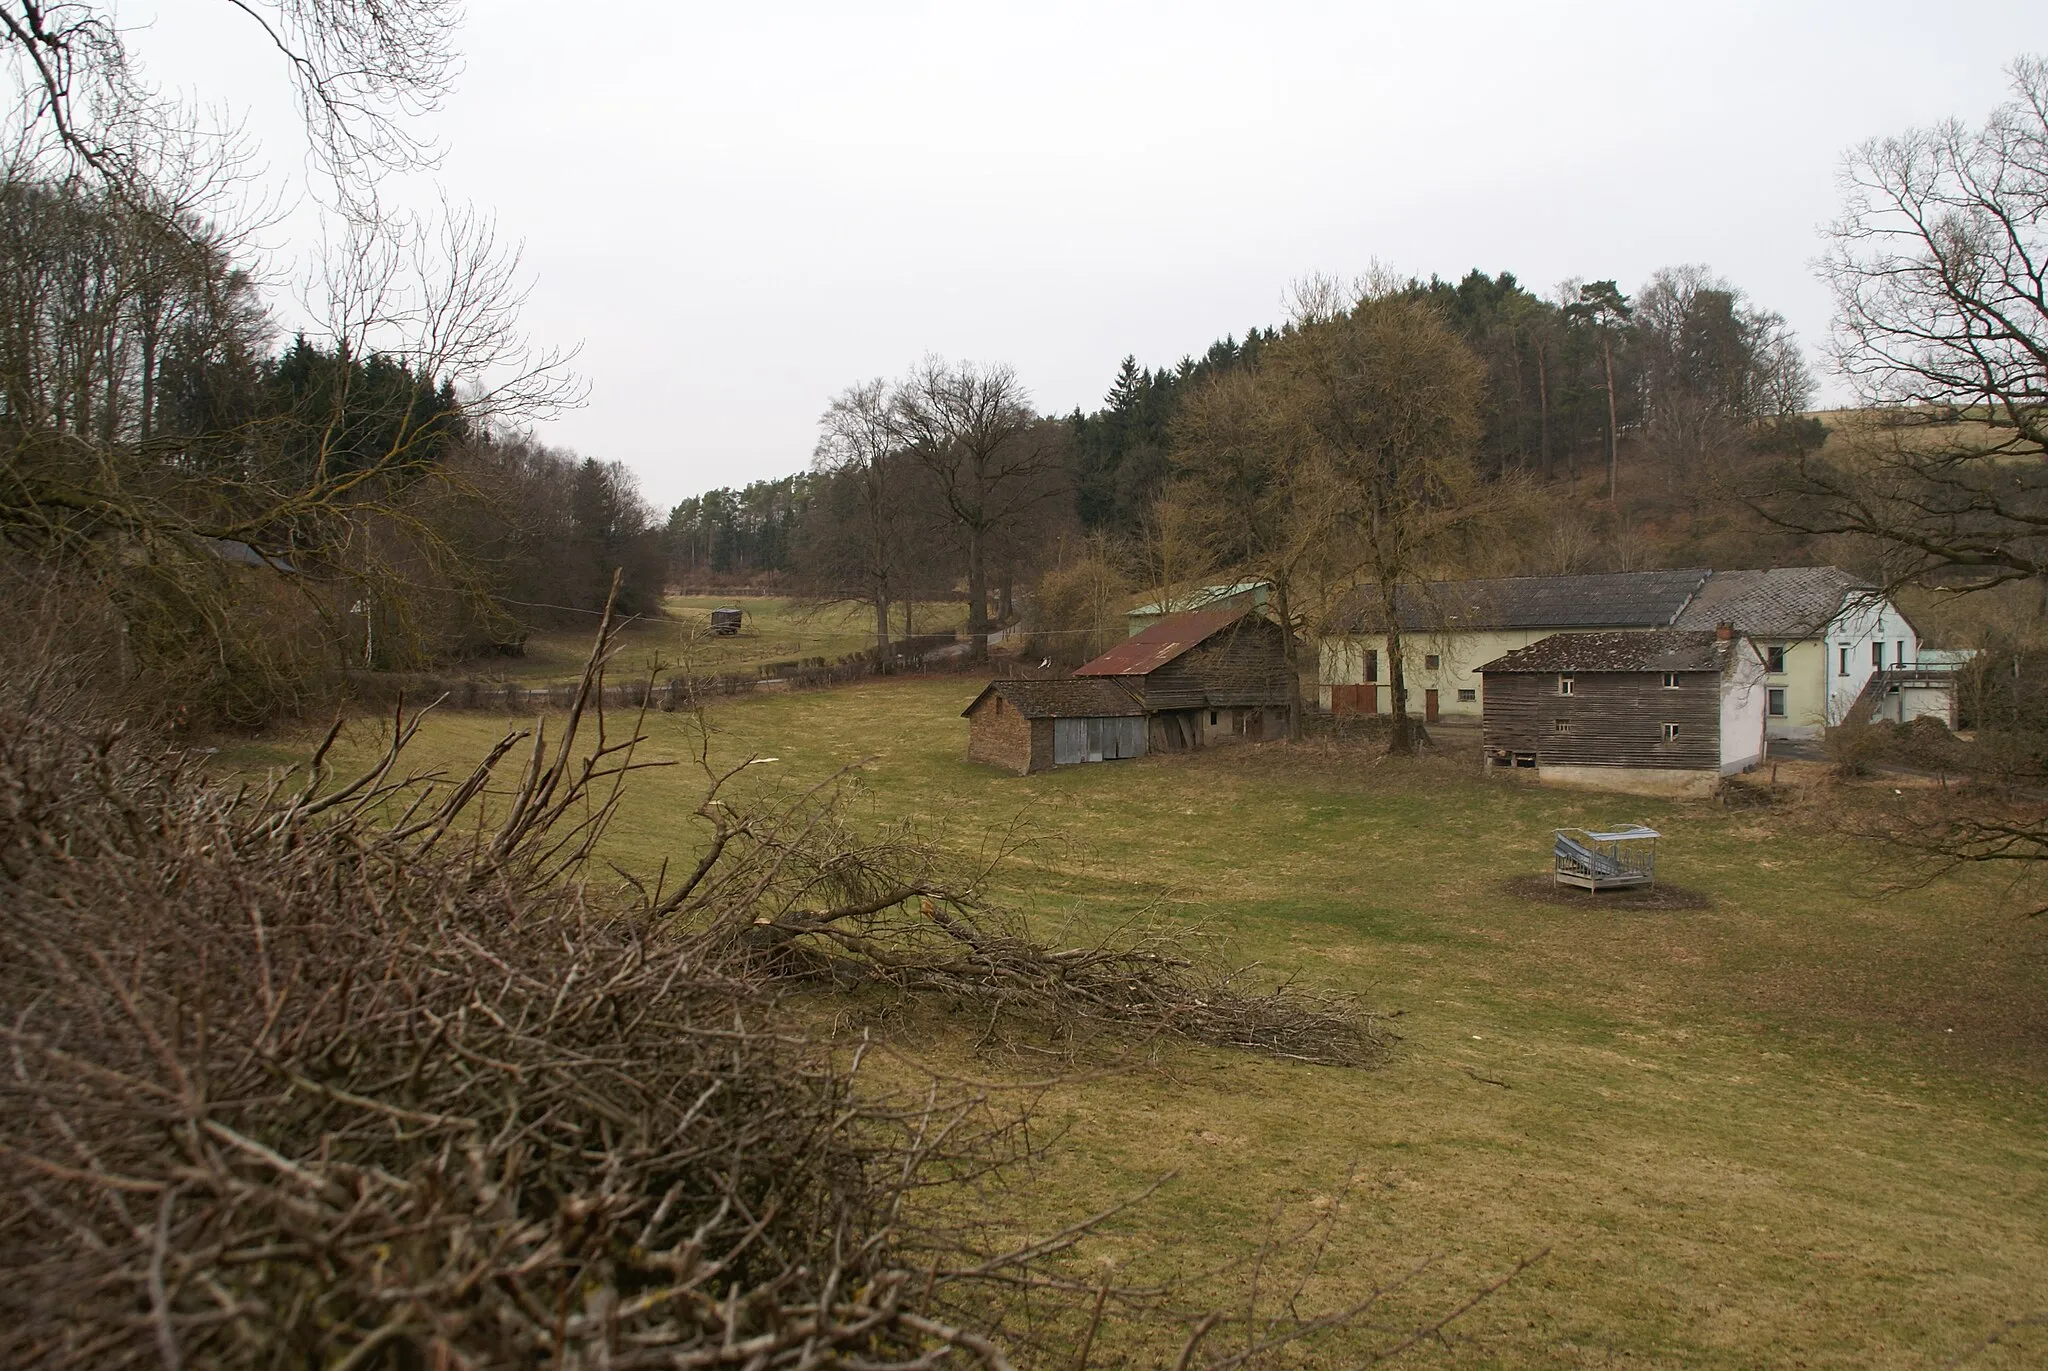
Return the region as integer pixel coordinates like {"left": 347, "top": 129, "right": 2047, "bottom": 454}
{"left": 1787, "top": 54, "right": 2048, "bottom": 591}
{"left": 891, "top": 357, "right": 1065, "bottom": 657}
{"left": 1167, "top": 366, "right": 1336, "bottom": 740}
{"left": 809, "top": 378, "right": 906, "bottom": 659}
{"left": 1264, "top": 279, "right": 1491, "bottom": 755}
{"left": 1765, "top": 56, "right": 2048, "bottom": 911}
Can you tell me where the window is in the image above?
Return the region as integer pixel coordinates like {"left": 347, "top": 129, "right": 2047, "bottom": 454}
{"left": 1553, "top": 719, "right": 1573, "bottom": 734}
{"left": 1872, "top": 641, "right": 1884, "bottom": 668}
{"left": 1364, "top": 649, "right": 1378, "bottom": 683}
{"left": 1895, "top": 640, "right": 1906, "bottom": 668}
{"left": 1768, "top": 688, "right": 1786, "bottom": 717}
{"left": 1208, "top": 710, "right": 1219, "bottom": 726}
{"left": 993, "top": 696, "right": 1003, "bottom": 715}
{"left": 1457, "top": 688, "right": 1476, "bottom": 703}
{"left": 1839, "top": 646, "right": 1851, "bottom": 676}
{"left": 1558, "top": 674, "right": 1574, "bottom": 696}
{"left": 1660, "top": 723, "right": 1681, "bottom": 742}
{"left": 1661, "top": 672, "right": 1680, "bottom": 689}
{"left": 1424, "top": 654, "right": 1441, "bottom": 670}
{"left": 1766, "top": 645, "right": 1785, "bottom": 673}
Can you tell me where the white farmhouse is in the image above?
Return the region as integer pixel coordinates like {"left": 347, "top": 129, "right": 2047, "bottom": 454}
{"left": 1671, "top": 568, "right": 1921, "bottom": 738}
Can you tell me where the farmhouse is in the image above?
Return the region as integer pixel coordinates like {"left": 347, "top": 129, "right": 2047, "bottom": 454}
{"left": 1479, "top": 628, "right": 1767, "bottom": 798}
{"left": 1075, "top": 609, "right": 1293, "bottom": 751}
{"left": 1670, "top": 567, "right": 1922, "bottom": 737}
{"left": 1319, "top": 568, "right": 1712, "bottom": 722}
{"left": 960, "top": 678, "right": 1146, "bottom": 775}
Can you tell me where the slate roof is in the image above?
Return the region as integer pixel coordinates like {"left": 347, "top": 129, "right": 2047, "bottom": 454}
{"left": 960, "top": 677, "right": 1144, "bottom": 719}
{"left": 1671, "top": 567, "right": 1872, "bottom": 638}
{"left": 1073, "top": 609, "right": 1255, "bottom": 677}
{"left": 1330, "top": 568, "right": 1712, "bottom": 634}
{"left": 1476, "top": 630, "right": 1740, "bottom": 675}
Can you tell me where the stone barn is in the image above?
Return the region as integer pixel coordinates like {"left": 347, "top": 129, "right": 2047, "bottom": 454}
{"left": 1074, "top": 609, "right": 1293, "bottom": 751}
{"left": 960, "top": 678, "right": 1147, "bottom": 775}
{"left": 1478, "top": 628, "right": 1768, "bottom": 798}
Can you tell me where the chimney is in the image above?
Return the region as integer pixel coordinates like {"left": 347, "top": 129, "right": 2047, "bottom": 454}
{"left": 1715, "top": 621, "right": 1734, "bottom": 641}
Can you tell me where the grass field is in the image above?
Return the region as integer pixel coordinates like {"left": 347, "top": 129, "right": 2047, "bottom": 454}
{"left": 226, "top": 680, "right": 2048, "bottom": 1368}
{"left": 478, "top": 596, "right": 968, "bottom": 685}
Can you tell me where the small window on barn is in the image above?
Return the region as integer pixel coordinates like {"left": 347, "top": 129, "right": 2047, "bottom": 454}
{"left": 1660, "top": 723, "right": 1680, "bottom": 742}
{"left": 1364, "top": 649, "right": 1378, "bottom": 682}
{"left": 1553, "top": 718, "right": 1573, "bottom": 735}
{"left": 993, "top": 696, "right": 1003, "bottom": 715}
{"left": 1871, "top": 641, "right": 1883, "bottom": 668}
{"left": 1209, "top": 709, "right": 1219, "bottom": 726}
{"left": 1768, "top": 688, "right": 1786, "bottom": 717}
{"left": 1558, "top": 674, "right": 1574, "bottom": 696}
{"left": 1457, "top": 688, "right": 1476, "bottom": 703}
{"left": 1424, "top": 653, "right": 1441, "bottom": 671}
{"left": 1839, "top": 646, "right": 1850, "bottom": 676}
{"left": 1662, "top": 672, "right": 1680, "bottom": 689}
{"left": 1766, "top": 645, "right": 1786, "bottom": 673}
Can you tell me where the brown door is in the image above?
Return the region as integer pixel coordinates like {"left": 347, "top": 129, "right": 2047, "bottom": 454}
{"left": 1424, "top": 689, "right": 1439, "bottom": 723}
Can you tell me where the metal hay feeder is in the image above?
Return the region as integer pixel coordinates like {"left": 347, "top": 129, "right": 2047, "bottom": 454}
{"left": 1552, "top": 825, "right": 1659, "bottom": 891}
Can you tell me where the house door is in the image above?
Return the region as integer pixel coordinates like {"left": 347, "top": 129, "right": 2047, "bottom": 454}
{"left": 1424, "top": 689, "right": 1439, "bottom": 723}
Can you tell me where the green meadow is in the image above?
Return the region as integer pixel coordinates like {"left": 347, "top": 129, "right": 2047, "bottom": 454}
{"left": 224, "top": 677, "right": 2048, "bottom": 1369}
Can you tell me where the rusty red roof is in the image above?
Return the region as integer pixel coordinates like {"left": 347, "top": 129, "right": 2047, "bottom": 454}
{"left": 1072, "top": 609, "right": 1254, "bottom": 677}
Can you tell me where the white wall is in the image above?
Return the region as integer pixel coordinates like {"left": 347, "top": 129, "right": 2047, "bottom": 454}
{"left": 1720, "top": 638, "right": 1769, "bottom": 773}
{"left": 1824, "top": 594, "right": 1920, "bottom": 726}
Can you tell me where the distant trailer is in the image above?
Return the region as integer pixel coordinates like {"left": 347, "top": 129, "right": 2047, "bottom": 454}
{"left": 709, "top": 607, "right": 743, "bottom": 636}
{"left": 1553, "top": 825, "right": 1659, "bottom": 891}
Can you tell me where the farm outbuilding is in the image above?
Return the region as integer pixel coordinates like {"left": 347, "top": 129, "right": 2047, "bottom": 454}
{"left": 1479, "top": 628, "right": 1768, "bottom": 798}
{"left": 1074, "top": 609, "right": 1293, "bottom": 751}
{"left": 961, "top": 678, "right": 1147, "bottom": 775}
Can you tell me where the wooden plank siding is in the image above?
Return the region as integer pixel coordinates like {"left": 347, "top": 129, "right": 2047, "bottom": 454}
{"left": 1483, "top": 671, "right": 1721, "bottom": 770}
{"left": 1130, "top": 619, "right": 1293, "bottom": 713}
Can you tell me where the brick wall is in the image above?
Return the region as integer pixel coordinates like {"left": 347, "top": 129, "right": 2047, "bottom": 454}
{"left": 965, "top": 695, "right": 1043, "bottom": 774}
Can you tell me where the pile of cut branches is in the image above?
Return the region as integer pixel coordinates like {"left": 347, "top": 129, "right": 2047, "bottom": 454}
{"left": 0, "top": 600, "right": 1475, "bottom": 1370}
{"left": 648, "top": 756, "right": 1387, "bottom": 1067}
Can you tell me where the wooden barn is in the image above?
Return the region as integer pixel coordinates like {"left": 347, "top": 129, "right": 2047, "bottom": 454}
{"left": 960, "top": 678, "right": 1146, "bottom": 775}
{"left": 1073, "top": 609, "right": 1292, "bottom": 751}
{"left": 1478, "top": 628, "right": 1767, "bottom": 798}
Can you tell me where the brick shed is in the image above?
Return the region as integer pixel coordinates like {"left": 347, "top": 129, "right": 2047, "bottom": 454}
{"left": 960, "top": 678, "right": 1147, "bottom": 775}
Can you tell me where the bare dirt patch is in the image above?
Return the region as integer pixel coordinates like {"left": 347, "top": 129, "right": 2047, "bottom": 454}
{"left": 1503, "top": 872, "right": 1713, "bottom": 911}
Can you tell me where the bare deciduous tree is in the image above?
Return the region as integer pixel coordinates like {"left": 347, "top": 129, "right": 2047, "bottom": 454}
{"left": 891, "top": 357, "right": 1066, "bottom": 657}
{"left": 1265, "top": 279, "right": 1492, "bottom": 755}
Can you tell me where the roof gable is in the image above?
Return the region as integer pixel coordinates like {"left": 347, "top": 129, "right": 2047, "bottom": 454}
{"left": 1671, "top": 567, "right": 1873, "bottom": 638}
{"left": 1073, "top": 609, "right": 1262, "bottom": 677}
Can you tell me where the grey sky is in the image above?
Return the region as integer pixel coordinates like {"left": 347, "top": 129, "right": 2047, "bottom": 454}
{"left": 138, "top": 1, "right": 2045, "bottom": 507}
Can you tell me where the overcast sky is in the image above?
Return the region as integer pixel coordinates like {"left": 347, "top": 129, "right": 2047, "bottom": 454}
{"left": 136, "top": 0, "right": 2044, "bottom": 507}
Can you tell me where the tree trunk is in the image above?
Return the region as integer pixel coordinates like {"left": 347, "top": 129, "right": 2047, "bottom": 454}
{"left": 1275, "top": 580, "right": 1301, "bottom": 741}
{"left": 1379, "top": 577, "right": 1415, "bottom": 756}
{"left": 873, "top": 592, "right": 891, "bottom": 664}
{"left": 1603, "top": 334, "right": 1620, "bottom": 508}
{"left": 1535, "top": 339, "right": 1551, "bottom": 478}
{"left": 965, "top": 525, "right": 988, "bottom": 660}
